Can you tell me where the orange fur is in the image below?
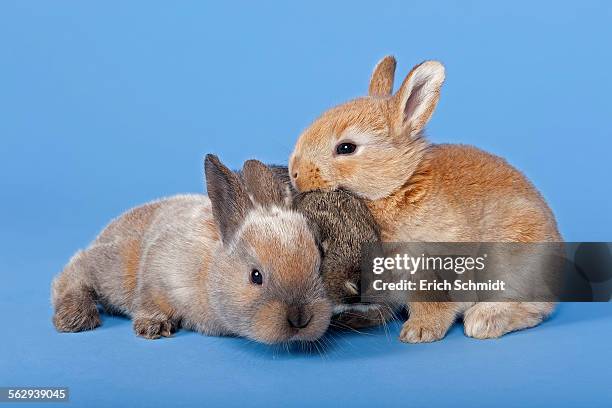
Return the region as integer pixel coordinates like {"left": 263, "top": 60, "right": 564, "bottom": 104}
{"left": 151, "top": 291, "right": 176, "bottom": 318}
{"left": 367, "top": 144, "right": 560, "bottom": 242}
{"left": 122, "top": 239, "right": 140, "bottom": 294}
{"left": 289, "top": 57, "right": 561, "bottom": 342}
{"left": 369, "top": 55, "right": 397, "bottom": 96}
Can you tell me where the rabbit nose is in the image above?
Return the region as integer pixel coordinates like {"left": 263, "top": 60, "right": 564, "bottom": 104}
{"left": 287, "top": 305, "right": 312, "bottom": 329}
{"left": 289, "top": 154, "right": 300, "bottom": 179}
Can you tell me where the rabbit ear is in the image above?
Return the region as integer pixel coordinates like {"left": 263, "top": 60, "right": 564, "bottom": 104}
{"left": 394, "top": 60, "right": 445, "bottom": 137}
{"left": 242, "top": 160, "right": 287, "bottom": 207}
{"left": 205, "top": 154, "right": 252, "bottom": 243}
{"left": 368, "top": 55, "right": 396, "bottom": 96}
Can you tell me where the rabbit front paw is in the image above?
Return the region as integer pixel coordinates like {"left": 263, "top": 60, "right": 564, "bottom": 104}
{"left": 399, "top": 317, "right": 449, "bottom": 343}
{"left": 463, "top": 302, "right": 550, "bottom": 339}
{"left": 463, "top": 306, "right": 510, "bottom": 339}
{"left": 133, "top": 316, "right": 175, "bottom": 339}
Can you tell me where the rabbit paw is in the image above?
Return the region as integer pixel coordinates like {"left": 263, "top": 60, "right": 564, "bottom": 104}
{"left": 133, "top": 317, "right": 174, "bottom": 340}
{"left": 463, "top": 303, "right": 511, "bottom": 339}
{"left": 53, "top": 290, "right": 101, "bottom": 333}
{"left": 463, "top": 302, "right": 550, "bottom": 339}
{"left": 399, "top": 318, "right": 448, "bottom": 343}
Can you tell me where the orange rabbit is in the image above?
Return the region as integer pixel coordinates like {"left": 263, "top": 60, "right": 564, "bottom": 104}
{"left": 289, "top": 56, "right": 561, "bottom": 342}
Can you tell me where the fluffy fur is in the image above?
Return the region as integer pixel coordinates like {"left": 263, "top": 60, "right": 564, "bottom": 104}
{"left": 51, "top": 155, "right": 331, "bottom": 343}
{"left": 261, "top": 166, "right": 391, "bottom": 328}
{"left": 289, "top": 56, "right": 561, "bottom": 342}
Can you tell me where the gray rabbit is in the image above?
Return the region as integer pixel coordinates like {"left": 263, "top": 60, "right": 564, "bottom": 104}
{"left": 52, "top": 156, "right": 332, "bottom": 343}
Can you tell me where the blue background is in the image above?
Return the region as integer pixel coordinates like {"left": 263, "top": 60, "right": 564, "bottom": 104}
{"left": 1, "top": 1, "right": 611, "bottom": 407}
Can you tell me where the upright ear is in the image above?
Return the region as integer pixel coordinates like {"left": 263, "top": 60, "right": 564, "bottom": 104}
{"left": 242, "top": 160, "right": 287, "bottom": 207}
{"left": 205, "top": 154, "right": 252, "bottom": 244}
{"left": 394, "top": 60, "right": 445, "bottom": 137}
{"left": 368, "top": 55, "right": 396, "bottom": 97}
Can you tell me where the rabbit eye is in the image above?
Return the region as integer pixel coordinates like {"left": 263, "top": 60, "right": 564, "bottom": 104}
{"left": 251, "top": 269, "right": 263, "bottom": 285}
{"left": 335, "top": 142, "right": 357, "bottom": 155}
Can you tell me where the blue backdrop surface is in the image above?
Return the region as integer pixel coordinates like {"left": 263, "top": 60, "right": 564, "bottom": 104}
{"left": 0, "top": 1, "right": 611, "bottom": 407}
